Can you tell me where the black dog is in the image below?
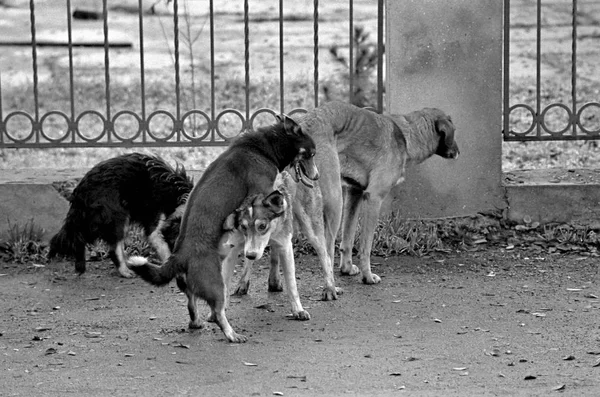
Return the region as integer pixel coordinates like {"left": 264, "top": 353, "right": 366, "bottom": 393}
{"left": 48, "top": 153, "right": 193, "bottom": 278}
{"left": 128, "top": 114, "right": 319, "bottom": 343}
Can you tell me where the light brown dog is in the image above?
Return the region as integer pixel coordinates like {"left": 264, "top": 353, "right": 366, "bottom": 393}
{"left": 300, "top": 101, "right": 459, "bottom": 285}
{"left": 237, "top": 101, "right": 458, "bottom": 296}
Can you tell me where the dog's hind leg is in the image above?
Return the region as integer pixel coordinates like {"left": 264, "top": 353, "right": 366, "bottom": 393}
{"left": 339, "top": 186, "right": 362, "bottom": 278}
{"left": 108, "top": 240, "right": 135, "bottom": 278}
{"left": 74, "top": 243, "right": 87, "bottom": 274}
{"left": 353, "top": 191, "right": 386, "bottom": 285}
{"left": 147, "top": 215, "right": 171, "bottom": 263}
{"left": 271, "top": 239, "right": 310, "bottom": 320}
{"left": 186, "top": 292, "right": 204, "bottom": 329}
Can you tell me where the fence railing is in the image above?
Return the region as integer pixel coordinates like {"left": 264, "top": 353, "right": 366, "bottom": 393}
{"left": 503, "top": 0, "right": 600, "bottom": 141}
{"left": 0, "top": 0, "right": 384, "bottom": 149}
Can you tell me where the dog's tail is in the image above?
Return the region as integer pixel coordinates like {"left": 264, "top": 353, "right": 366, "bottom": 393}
{"left": 48, "top": 223, "right": 81, "bottom": 259}
{"left": 127, "top": 255, "right": 184, "bottom": 286}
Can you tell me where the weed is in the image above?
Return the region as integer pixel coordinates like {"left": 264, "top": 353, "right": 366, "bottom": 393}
{"left": 3, "top": 219, "right": 47, "bottom": 264}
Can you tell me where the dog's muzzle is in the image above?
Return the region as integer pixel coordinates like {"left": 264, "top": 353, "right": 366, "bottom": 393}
{"left": 293, "top": 158, "right": 319, "bottom": 188}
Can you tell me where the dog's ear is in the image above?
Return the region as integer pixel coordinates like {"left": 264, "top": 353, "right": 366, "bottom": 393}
{"left": 276, "top": 113, "right": 302, "bottom": 136}
{"left": 223, "top": 212, "right": 238, "bottom": 231}
{"left": 434, "top": 114, "right": 460, "bottom": 158}
{"left": 262, "top": 190, "right": 286, "bottom": 216}
{"left": 435, "top": 116, "right": 456, "bottom": 149}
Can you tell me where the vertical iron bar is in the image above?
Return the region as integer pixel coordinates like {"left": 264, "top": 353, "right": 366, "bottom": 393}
{"left": 376, "top": 0, "right": 384, "bottom": 113}
{"left": 535, "top": 0, "right": 541, "bottom": 137}
{"left": 138, "top": 0, "right": 147, "bottom": 142}
{"left": 313, "top": 0, "right": 319, "bottom": 108}
{"left": 244, "top": 0, "right": 250, "bottom": 129}
{"left": 503, "top": 0, "right": 511, "bottom": 139}
{"left": 66, "top": 0, "right": 75, "bottom": 142}
{"left": 173, "top": 0, "right": 181, "bottom": 140}
{"left": 29, "top": 0, "right": 40, "bottom": 142}
{"left": 571, "top": 0, "right": 577, "bottom": 136}
{"left": 279, "top": 0, "right": 284, "bottom": 114}
{"left": 102, "top": 0, "right": 112, "bottom": 142}
{"left": 210, "top": 0, "right": 216, "bottom": 140}
{"left": 0, "top": 72, "right": 3, "bottom": 144}
{"left": 349, "top": 0, "right": 354, "bottom": 105}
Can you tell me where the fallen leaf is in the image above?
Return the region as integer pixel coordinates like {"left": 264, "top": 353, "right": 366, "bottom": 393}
{"left": 45, "top": 348, "right": 57, "bottom": 355}
{"left": 524, "top": 375, "right": 537, "bottom": 380}
{"left": 85, "top": 331, "right": 103, "bottom": 338}
{"left": 35, "top": 326, "right": 52, "bottom": 332}
{"left": 566, "top": 288, "right": 582, "bottom": 292}
{"left": 531, "top": 312, "right": 547, "bottom": 317}
{"left": 593, "top": 358, "right": 600, "bottom": 368}
{"left": 433, "top": 318, "right": 442, "bottom": 323}
{"left": 552, "top": 384, "right": 566, "bottom": 391}
{"left": 286, "top": 375, "right": 307, "bottom": 382}
{"left": 584, "top": 293, "right": 599, "bottom": 299}
{"left": 562, "top": 355, "right": 575, "bottom": 361}
{"left": 452, "top": 367, "right": 468, "bottom": 371}
{"left": 243, "top": 362, "right": 258, "bottom": 366}
{"left": 172, "top": 342, "right": 190, "bottom": 349}
{"left": 273, "top": 392, "right": 284, "bottom": 396}
{"left": 67, "top": 351, "right": 76, "bottom": 356}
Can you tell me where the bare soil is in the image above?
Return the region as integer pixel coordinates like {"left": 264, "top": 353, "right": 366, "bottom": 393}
{"left": 1, "top": 249, "right": 599, "bottom": 396}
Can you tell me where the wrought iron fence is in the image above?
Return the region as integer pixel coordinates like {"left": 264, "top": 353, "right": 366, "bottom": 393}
{"left": 0, "top": 0, "right": 384, "bottom": 149}
{"left": 503, "top": 0, "right": 600, "bottom": 141}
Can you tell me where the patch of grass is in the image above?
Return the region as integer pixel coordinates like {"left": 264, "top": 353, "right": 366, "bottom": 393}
{"left": 2, "top": 219, "right": 47, "bottom": 264}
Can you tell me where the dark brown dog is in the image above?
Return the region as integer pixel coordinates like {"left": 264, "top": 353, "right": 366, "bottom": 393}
{"left": 129, "top": 115, "right": 318, "bottom": 343}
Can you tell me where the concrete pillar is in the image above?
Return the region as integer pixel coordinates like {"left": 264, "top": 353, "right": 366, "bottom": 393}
{"left": 386, "top": 0, "right": 505, "bottom": 218}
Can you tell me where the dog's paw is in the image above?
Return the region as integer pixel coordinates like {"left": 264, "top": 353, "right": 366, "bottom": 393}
{"left": 321, "top": 286, "right": 342, "bottom": 301}
{"left": 226, "top": 331, "right": 248, "bottom": 343}
{"left": 340, "top": 264, "right": 360, "bottom": 276}
{"left": 267, "top": 278, "right": 283, "bottom": 292}
{"left": 189, "top": 320, "right": 204, "bottom": 329}
{"left": 362, "top": 273, "right": 381, "bottom": 285}
{"left": 232, "top": 281, "right": 250, "bottom": 296}
{"left": 291, "top": 310, "right": 310, "bottom": 321}
{"left": 118, "top": 265, "right": 136, "bottom": 278}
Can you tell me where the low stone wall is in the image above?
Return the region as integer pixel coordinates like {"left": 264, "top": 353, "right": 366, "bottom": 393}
{"left": 2, "top": 168, "right": 599, "bottom": 244}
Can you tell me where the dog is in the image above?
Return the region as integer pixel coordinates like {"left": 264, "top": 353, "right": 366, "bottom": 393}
{"left": 48, "top": 153, "right": 193, "bottom": 278}
{"left": 223, "top": 172, "right": 310, "bottom": 321}
{"left": 238, "top": 101, "right": 459, "bottom": 288}
{"left": 304, "top": 101, "right": 459, "bottom": 284}
{"left": 128, "top": 114, "right": 319, "bottom": 343}
{"left": 232, "top": 169, "right": 339, "bottom": 301}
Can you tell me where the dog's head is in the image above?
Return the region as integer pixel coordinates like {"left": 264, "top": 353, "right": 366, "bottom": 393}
{"left": 432, "top": 111, "right": 460, "bottom": 160}
{"left": 276, "top": 113, "right": 319, "bottom": 188}
{"left": 223, "top": 190, "right": 287, "bottom": 261}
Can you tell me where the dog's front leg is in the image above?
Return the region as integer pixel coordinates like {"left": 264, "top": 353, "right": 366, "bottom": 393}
{"left": 267, "top": 250, "right": 283, "bottom": 292}
{"left": 274, "top": 240, "right": 310, "bottom": 321}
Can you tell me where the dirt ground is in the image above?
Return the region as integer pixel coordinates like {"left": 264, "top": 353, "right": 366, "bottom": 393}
{"left": 1, "top": 248, "right": 599, "bottom": 396}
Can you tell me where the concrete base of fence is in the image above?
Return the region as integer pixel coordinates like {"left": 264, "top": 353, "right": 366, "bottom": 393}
{"left": 2, "top": 168, "right": 600, "bottom": 245}
{"left": 504, "top": 168, "right": 600, "bottom": 226}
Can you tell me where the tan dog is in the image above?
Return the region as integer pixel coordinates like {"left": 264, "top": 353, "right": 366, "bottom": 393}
{"left": 223, "top": 173, "right": 310, "bottom": 321}
{"left": 128, "top": 115, "right": 318, "bottom": 343}
{"left": 299, "top": 101, "right": 459, "bottom": 285}
{"left": 236, "top": 101, "right": 458, "bottom": 297}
